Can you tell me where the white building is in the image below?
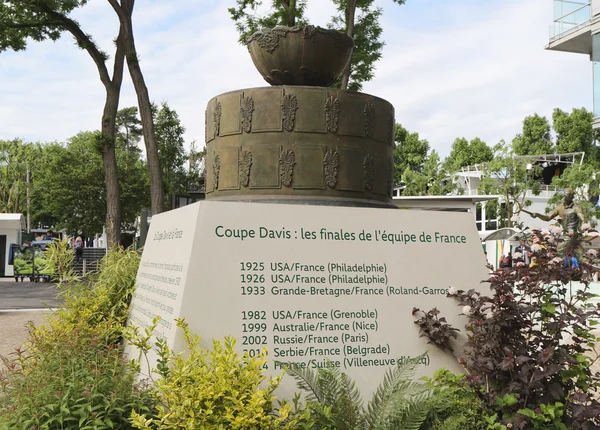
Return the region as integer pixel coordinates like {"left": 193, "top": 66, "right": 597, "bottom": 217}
{"left": 393, "top": 152, "right": 585, "bottom": 239}
{"left": 0, "top": 214, "right": 25, "bottom": 277}
{"left": 547, "top": 0, "right": 600, "bottom": 127}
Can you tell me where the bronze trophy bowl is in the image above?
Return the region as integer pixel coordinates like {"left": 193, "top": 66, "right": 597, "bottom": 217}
{"left": 246, "top": 26, "right": 354, "bottom": 87}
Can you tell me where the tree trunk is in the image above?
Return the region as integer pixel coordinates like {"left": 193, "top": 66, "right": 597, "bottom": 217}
{"left": 101, "top": 90, "right": 122, "bottom": 248}
{"left": 340, "top": 0, "right": 357, "bottom": 90}
{"left": 111, "top": 0, "right": 165, "bottom": 216}
{"left": 43, "top": 7, "right": 127, "bottom": 249}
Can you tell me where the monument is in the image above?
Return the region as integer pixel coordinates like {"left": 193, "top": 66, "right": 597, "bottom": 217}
{"left": 127, "top": 24, "right": 489, "bottom": 399}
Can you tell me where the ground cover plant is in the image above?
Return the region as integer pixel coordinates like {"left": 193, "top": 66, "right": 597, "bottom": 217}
{"left": 414, "top": 222, "right": 600, "bottom": 429}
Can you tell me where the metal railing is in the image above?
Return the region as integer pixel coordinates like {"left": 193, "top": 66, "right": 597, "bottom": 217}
{"left": 549, "top": 1, "right": 591, "bottom": 42}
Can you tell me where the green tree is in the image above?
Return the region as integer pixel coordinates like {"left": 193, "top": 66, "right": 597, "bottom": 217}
{"left": 1, "top": 0, "right": 125, "bottom": 247}
{"left": 549, "top": 164, "right": 600, "bottom": 223}
{"left": 443, "top": 137, "right": 493, "bottom": 173}
{"left": 331, "top": 0, "right": 406, "bottom": 91}
{"left": 108, "top": 0, "right": 165, "bottom": 217}
{"left": 0, "top": 139, "right": 39, "bottom": 215}
{"left": 32, "top": 133, "right": 107, "bottom": 236}
{"left": 153, "top": 102, "right": 189, "bottom": 210}
{"left": 392, "top": 123, "right": 429, "bottom": 186}
{"left": 478, "top": 141, "right": 542, "bottom": 227}
{"left": 512, "top": 113, "right": 554, "bottom": 156}
{"left": 115, "top": 107, "right": 150, "bottom": 229}
{"left": 228, "top": 0, "right": 308, "bottom": 43}
{"left": 552, "top": 107, "right": 599, "bottom": 164}
{"left": 401, "top": 149, "right": 453, "bottom": 196}
{"left": 228, "top": 0, "right": 406, "bottom": 91}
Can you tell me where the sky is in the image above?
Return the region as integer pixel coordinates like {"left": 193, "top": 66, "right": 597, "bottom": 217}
{"left": 0, "top": 0, "right": 592, "bottom": 158}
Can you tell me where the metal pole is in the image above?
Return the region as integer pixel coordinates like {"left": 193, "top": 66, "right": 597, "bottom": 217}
{"left": 26, "top": 166, "right": 30, "bottom": 233}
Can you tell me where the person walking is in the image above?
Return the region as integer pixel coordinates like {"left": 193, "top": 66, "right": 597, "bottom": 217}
{"left": 74, "top": 236, "right": 84, "bottom": 264}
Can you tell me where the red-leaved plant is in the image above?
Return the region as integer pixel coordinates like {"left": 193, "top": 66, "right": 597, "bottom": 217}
{"left": 414, "top": 223, "right": 600, "bottom": 429}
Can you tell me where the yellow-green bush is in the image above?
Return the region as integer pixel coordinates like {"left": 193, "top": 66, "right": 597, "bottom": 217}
{"left": 0, "top": 243, "right": 155, "bottom": 429}
{"left": 130, "top": 319, "right": 309, "bottom": 430}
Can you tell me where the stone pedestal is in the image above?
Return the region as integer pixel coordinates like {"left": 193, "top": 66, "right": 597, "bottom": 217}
{"left": 205, "top": 86, "right": 395, "bottom": 208}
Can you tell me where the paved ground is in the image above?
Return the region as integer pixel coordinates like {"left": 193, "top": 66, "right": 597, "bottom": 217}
{"left": 0, "top": 277, "right": 58, "bottom": 367}
{"left": 0, "top": 276, "right": 61, "bottom": 310}
{"left": 0, "top": 310, "right": 49, "bottom": 364}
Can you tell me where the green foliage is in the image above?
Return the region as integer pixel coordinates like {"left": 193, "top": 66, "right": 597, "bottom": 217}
{"left": 228, "top": 0, "right": 406, "bottom": 91}
{"left": 443, "top": 137, "right": 493, "bottom": 173}
{"left": 129, "top": 319, "right": 309, "bottom": 429}
{"left": 549, "top": 163, "right": 600, "bottom": 223}
{"left": 0, "top": 139, "right": 39, "bottom": 215}
{"left": 228, "top": 0, "right": 309, "bottom": 43}
{"left": 116, "top": 107, "right": 151, "bottom": 229}
{"left": 287, "top": 354, "right": 431, "bottom": 429}
{"left": 552, "top": 107, "right": 599, "bottom": 164}
{"left": 517, "top": 402, "right": 567, "bottom": 430}
{"left": 393, "top": 123, "right": 430, "bottom": 184}
{"left": 32, "top": 133, "right": 107, "bottom": 235}
{"left": 512, "top": 113, "right": 554, "bottom": 156}
{"left": 478, "top": 141, "right": 541, "bottom": 227}
{"left": 152, "top": 102, "right": 189, "bottom": 210}
{"left": 0, "top": 241, "right": 154, "bottom": 429}
{"left": 31, "top": 128, "right": 151, "bottom": 235}
{"left": 0, "top": 0, "right": 88, "bottom": 52}
{"left": 420, "top": 369, "right": 493, "bottom": 430}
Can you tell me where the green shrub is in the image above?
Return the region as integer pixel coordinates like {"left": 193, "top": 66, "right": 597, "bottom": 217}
{"left": 0, "top": 328, "right": 155, "bottom": 429}
{"left": 420, "top": 369, "right": 493, "bottom": 430}
{"left": 129, "top": 318, "right": 310, "bottom": 430}
{"left": 0, "top": 244, "right": 154, "bottom": 429}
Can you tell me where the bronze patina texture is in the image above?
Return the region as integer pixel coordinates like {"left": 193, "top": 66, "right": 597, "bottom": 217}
{"left": 247, "top": 26, "right": 354, "bottom": 87}
{"left": 205, "top": 86, "right": 395, "bottom": 207}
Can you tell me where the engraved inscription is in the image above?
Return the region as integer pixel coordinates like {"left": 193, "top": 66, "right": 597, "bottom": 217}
{"left": 325, "top": 96, "right": 340, "bottom": 133}
{"left": 324, "top": 149, "right": 340, "bottom": 188}
{"left": 282, "top": 94, "right": 299, "bottom": 132}
{"left": 213, "top": 100, "right": 222, "bottom": 138}
{"left": 213, "top": 152, "right": 221, "bottom": 190}
{"left": 364, "top": 101, "right": 375, "bottom": 138}
{"left": 239, "top": 150, "right": 253, "bottom": 187}
{"left": 241, "top": 96, "right": 255, "bottom": 133}
{"left": 279, "top": 149, "right": 296, "bottom": 187}
{"left": 364, "top": 153, "right": 375, "bottom": 191}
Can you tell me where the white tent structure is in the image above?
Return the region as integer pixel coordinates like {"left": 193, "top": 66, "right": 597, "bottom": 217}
{"left": 0, "top": 214, "right": 25, "bottom": 277}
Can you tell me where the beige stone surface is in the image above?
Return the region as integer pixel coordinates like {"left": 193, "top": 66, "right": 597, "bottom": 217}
{"left": 0, "top": 311, "right": 49, "bottom": 366}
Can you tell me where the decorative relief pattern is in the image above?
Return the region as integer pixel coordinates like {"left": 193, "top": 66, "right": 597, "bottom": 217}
{"left": 213, "top": 152, "right": 221, "bottom": 190}
{"left": 281, "top": 94, "right": 299, "bottom": 132}
{"left": 364, "top": 101, "right": 375, "bottom": 138}
{"left": 240, "top": 96, "right": 254, "bottom": 133}
{"left": 248, "top": 27, "right": 291, "bottom": 53}
{"left": 279, "top": 149, "right": 296, "bottom": 187}
{"left": 204, "top": 109, "right": 208, "bottom": 142}
{"left": 363, "top": 153, "right": 375, "bottom": 191}
{"left": 239, "top": 150, "right": 253, "bottom": 187}
{"left": 325, "top": 96, "right": 340, "bottom": 133}
{"left": 324, "top": 149, "right": 340, "bottom": 188}
{"left": 213, "top": 100, "right": 222, "bottom": 138}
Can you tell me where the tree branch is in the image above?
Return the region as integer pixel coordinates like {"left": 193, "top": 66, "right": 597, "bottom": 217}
{"left": 34, "top": 2, "right": 112, "bottom": 86}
